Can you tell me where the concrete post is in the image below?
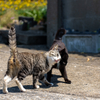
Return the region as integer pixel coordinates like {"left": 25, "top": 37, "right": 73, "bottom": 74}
{"left": 47, "top": 0, "right": 59, "bottom": 47}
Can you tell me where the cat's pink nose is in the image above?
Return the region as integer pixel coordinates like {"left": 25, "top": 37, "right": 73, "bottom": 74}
{"left": 55, "top": 59, "right": 60, "bottom": 63}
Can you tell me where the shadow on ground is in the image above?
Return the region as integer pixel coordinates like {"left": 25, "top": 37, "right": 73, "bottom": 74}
{"left": 0, "top": 74, "right": 65, "bottom": 94}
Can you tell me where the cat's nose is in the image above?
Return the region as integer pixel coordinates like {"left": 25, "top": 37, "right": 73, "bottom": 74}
{"left": 55, "top": 59, "right": 60, "bottom": 63}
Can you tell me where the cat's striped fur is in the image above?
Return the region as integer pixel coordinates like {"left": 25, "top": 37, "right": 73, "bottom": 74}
{"left": 3, "top": 27, "right": 61, "bottom": 94}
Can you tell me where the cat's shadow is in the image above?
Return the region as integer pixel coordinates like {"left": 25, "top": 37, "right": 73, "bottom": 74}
{"left": 0, "top": 75, "right": 65, "bottom": 94}
{"left": 39, "top": 74, "right": 65, "bottom": 88}
{"left": 0, "top": 86, "right": 20, "bottom": 94}
{"left": 23, "top": 74, "right": 65, "bottom": 89}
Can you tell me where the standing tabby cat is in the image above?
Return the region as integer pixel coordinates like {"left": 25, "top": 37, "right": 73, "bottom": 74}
{"left": 3, "top": 27, "right": 61, "bottom": 94}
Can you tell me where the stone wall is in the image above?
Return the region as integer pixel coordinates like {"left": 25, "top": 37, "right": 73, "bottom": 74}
{"left": 47, "top": 0, "right": 59, "bottom": 47}
{"left": 47, "top": 0, "right": 100, "bottom": 53}
{"left": 63, "top": 0, "right": 100, "bottom": 31}
{"left": 63, "top": 34, "right": 100, "bottom": 53}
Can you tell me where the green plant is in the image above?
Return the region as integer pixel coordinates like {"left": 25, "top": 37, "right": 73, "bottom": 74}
{"left": 98, "top": 48, "right": 100, "bottom": 51}
{"left": 0, "top": 9, "right": 18, "bottom": 27}
{"left": 0, "top": 0, "right": 47, "bottom": 27}
{"left": 0, "top": 8, "right": 6, "bottom": 16}
{"left": 16, "top": 6, "right": 47, "bottom": 22}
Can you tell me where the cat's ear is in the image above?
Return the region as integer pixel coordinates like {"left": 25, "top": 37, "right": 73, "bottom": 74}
{"left": 52, "top": 45, "right": 58, "bottom": 50}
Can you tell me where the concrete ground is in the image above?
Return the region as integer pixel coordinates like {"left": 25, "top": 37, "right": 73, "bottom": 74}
{"left": 0, "top": 43, "right": 100, "bottom": 100}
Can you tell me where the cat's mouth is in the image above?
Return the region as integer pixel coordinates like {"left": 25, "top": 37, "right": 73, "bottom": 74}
{"left": 55, "top": 59, "right": 60, "bottom": 63}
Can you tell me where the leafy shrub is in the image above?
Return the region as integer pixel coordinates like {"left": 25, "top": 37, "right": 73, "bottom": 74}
{"left": 0, "top": 9, "right": 18, "bottom": 27}
{"left": 17, "top": 6, "right": 47, "bottom": 22}
{"left": 0, "top": 0, "right": 47, "bottom": 27}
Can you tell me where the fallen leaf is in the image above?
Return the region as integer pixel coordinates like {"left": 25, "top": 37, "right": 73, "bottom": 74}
{"left": 0, "top": 46, "right": 2, "bottom": 48}
{"left": 87, "top": 58, "right": 90, "bottom": 62}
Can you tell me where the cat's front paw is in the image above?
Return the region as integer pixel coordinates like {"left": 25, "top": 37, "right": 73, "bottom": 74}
{"left": 20, "top": 88, "right": 26, "bottom": 92}
{"left": 33, "top": 85, "right": 40, "bottom": 89}
{"left": 3, "top": 89, "right": 8, "bottom": 94}
{"left": 45, "top": 82, "right": 54, "bottom": 86}
{"left": 36, "top": 85, "right": 40, "bottom": 89}
{"left": 65, "top": 79, "right": 71, "bottom": 84}
{"left": 50, "top": 83, "right": 54, "bottom": 86}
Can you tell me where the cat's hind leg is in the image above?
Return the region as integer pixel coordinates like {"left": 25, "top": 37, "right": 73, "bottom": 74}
{"left": 16, "top": 71, "right": 27, "bottom": 92}
{"left": 3, "top": 75, "right": 12, "bottom": 94}
{"left": 15, "top": 78, "right": 26, "bottom": 92}
{"left": 33, "top": 75, "right": 40, "bottom": 89}
{"left": 39, "top": 75, "right": 54, "bottom": 86}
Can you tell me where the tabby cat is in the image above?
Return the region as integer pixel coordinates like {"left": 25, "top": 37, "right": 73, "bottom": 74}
{"left": 3, "top": 27, "right": 61, "bottom": 94}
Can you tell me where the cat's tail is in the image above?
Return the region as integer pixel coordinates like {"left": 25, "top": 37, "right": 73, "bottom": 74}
{"left": 8, "top": 26, "right": 18, "bottom": 57}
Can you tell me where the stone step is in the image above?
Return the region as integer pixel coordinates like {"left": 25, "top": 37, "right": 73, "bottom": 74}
{"left": 16, "top": 29, "right": 47, "bottom": 45}
{"left": 0, "top": 28, "right": 47, "bottom": 45}
{"left": 0, "top": 30, "right": 9, "bottom": 44}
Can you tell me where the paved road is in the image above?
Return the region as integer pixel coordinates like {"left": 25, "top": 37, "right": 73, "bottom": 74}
{"left": 0, "top": 90, "right": 100, "bottom": 100}
{"left": 0, "top": 44, "right": 100, "bottom": 100}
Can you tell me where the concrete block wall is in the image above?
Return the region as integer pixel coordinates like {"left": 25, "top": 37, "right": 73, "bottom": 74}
{"left": 63, "top": 34, "right": 100, "bottom": 53}
{"left": 47, "top": 0, "right": 59, "bottom": 47}
{"left": 98, "top": 34, "right": 100, "bottom": 52}
{"left": 63, "top": 0, "right": 100, "bottom": 31}
{"left": 47, "top": 0, "right": 100, "bottom": 53}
